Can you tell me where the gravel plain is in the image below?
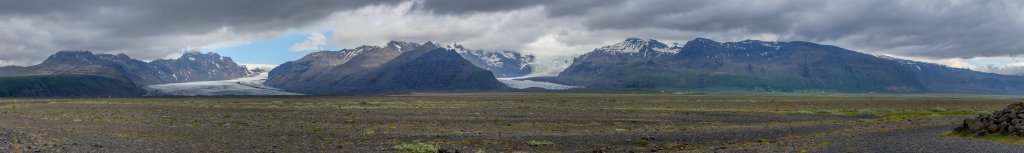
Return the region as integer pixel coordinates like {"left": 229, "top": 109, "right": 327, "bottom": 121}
{"left": 1, "top": 93, "right": 1022, "bottom": 152}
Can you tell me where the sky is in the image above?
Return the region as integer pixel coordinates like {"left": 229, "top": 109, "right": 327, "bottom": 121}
{"left": 1, "top": 0, "right": 1023, "bottom": 75}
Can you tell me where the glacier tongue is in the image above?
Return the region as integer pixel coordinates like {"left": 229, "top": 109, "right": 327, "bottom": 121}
{"left": 144, "top": 72, "right": 302, "bottom": 96}
{"left": 497, "top": 77, "right": 577, "bottom": 90}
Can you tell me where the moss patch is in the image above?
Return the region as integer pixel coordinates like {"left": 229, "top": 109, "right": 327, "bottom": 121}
{"left": 943, "top": 131, "right": 1024, "bottom": 144}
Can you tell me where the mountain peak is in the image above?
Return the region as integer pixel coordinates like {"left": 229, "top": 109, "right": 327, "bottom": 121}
{"left": 52, "top": 50, "right": 94, "bottom": 56}
{"left": 179, "top": 51, "right": 223, "bottom": 61}
{"left": 386, "top": 41, "right": 420, "bottom": 51}
{"left": 594, "top": 38, "right": 677, "bottom": 55}
{"left": 418, "top": 41, "right": 441, "bottom": 50}
{"left": 438, "top": 42, "right": 472, "bottom": 54}
{"left": 43, "top": 50, "right": 101, "bottom": 65}
{"left": 688, "top": 38, "right": 720, "bottom": 44}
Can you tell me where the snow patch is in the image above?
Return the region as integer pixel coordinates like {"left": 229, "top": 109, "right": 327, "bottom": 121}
{"left": 595, "top": 38, "right": 679, "bottom": 57}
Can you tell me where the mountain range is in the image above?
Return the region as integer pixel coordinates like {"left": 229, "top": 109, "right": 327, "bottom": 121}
{"left": 0, "top": 51, "right": 252, "bottom": 96}
{"left": 2, "top": 37, "right": 1023, "bottom": 96}
{"left": 440, "top": 43, "right": 535, "bottom": 78}
{"left": 266, "top": 41, "right": 508, "bottom": 95}
{"left": 554, "top": 38, "right": 1024, "bottom": 94}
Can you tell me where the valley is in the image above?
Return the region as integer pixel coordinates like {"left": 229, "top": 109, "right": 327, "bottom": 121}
{"left": 2, "top": 93, "right": 1022, "bottom": 152}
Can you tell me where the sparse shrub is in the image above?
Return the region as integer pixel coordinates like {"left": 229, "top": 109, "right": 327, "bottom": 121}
{"left": 856, "top": 109, "right": 877, "bottom": 116}
{"left": 633, "top": 141, "right": 655, "bottom": 147}
{"left": 392, "top": 142, "right": 438, "bottom": 153}
{"left": 792, "top": 110, "right": 814, "bottom": 115}
{"left": 930, "top": 107, "right": 947, "bottom": 112}
{"left": 875, "top": 109, "right": 897, "bottom": 113}
{"left": 665, "top": 143, "right": 688, "bottom": 150}
{"left": 526, "top": 140, "right": 553, "bottom": 147}
{"left": 319, "top": 104, "right": 341, "bottom": 109}
{"left": 815, "top": 109, "right": 841, "bottom": 115}
{"left": 955, "top": 108, "right": 975, "bottom": 113}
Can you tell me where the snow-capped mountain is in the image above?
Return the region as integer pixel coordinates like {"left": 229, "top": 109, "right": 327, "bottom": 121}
{"left": 267, "top": 42, "right": 507, "bottom": 95}
{"left": 265, "top": 41, "right": 419, "bottom": 91}
{"left": 440, "top": 42, "right": 535, "bottom": 77}
{"left": 0, "top": 51, "right": 250, "bottom": 86}
{"left": 241, "top": 64, "right": 272, "bottom": 74}
{"left": 0, "top": 51, "right": 255, "bottom": 97}
{"left": 555, "top": 38, "right": 1024, "bottom": 94}
{"left": 677, "top": 38, "right": 790, "bottom": 61}
{"left": 148, "top": 51, "right": 251, "bottom": 84}
{"left": 592, "top": 38, "right": 680, "bottom": 58}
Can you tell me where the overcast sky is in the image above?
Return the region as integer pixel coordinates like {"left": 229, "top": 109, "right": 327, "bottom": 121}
{"left": 1, "top": 0, "right": 1023, "bottom": 75}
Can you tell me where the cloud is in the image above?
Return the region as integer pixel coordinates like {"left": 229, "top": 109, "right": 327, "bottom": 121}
{"left": 0, "top": 0, "right": 401, "bottom": 65}
{"left": 290, "top": 32, "right": 327, "bottom": 52}
{"left": 1, "top": 0, "right": 1023, "bottom": 75}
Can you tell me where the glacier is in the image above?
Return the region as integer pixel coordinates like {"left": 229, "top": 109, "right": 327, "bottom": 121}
{"left": 497, "top": 77, "right": 577, "bottom": 90}
{"left": 144, "top": 70, "right": 302, "bottom": 96}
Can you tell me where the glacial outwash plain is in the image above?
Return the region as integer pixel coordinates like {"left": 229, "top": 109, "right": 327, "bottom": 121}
{"left": 3, "top": 93, "right": 1023, "bottom": 152}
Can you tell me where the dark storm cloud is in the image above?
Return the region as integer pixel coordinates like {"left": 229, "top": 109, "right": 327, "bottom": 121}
{"left": 414, "top": 0, "right": 619, "bottom": 16}
{"left": 0, "top": 0, "right": 402, "bottom": 38}
{"left": 392, "top": 0, "right": 1024, "bottom": 59}
{"left": 0, "top": 0, "right": 402, "bottom": 65}
{"left": 567, "top": 0, "right": 1024, "bottom": 59}
{"left": 1, "top": 0, "right": 1022, "bottom": 67}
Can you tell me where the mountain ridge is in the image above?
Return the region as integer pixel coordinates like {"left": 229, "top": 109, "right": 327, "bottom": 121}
{"left": 557, "top": 38, "right": 1024, "bottom": 94}
{"left": 267, "top": 41, "right": 508, "bottom": 95}
{"left": 0, "top": 50, "right": 253, "bottom": 96}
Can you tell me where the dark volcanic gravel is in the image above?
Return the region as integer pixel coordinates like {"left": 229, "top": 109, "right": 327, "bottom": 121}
{"left": 2, "top": 95, "right": 1024, "bottom": 152}
{"left": 823, "top": 125, "right": 1024, "bottom": 152}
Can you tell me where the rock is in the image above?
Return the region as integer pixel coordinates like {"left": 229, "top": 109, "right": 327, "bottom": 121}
{"left": 438, "top": 148, "right": 460, "bottom": 153}
{"left": 955, "top": 102, "right": 1024, "bottom": 135}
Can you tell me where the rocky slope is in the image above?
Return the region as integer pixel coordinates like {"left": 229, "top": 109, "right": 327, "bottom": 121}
{"left": 0, "top": 51, "right": 252, "bottom": 96}
{"left": 441, "top": 43, "right": 535, "bottom": 77}
{"left": 558, "top": 38, "right": 684, "bottom": 89}
{"left": 147, "top": 52, "right": 251, "bottom": 84}
{"left": 266, "top": 41, "right": 419, "bottom": 91}
{"left": 558, "top": 38, "right": 1024, "bottom": 94}
{"left": 0, "top": 51, "right": 251, "bottom": 85}
{"left": 0, "top": 74, "right": 145, "bottom": 97}
{"left": 266, "top": 42, "right": 507, "bottom": 95}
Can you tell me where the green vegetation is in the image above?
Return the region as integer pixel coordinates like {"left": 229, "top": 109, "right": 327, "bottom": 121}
{"left": 814, "top": 109, "right": 842, "bottom": 115}
{"left": 393, "top": 142, "right": 439, "bottom": 153}
{"left": 526, "top": 140, "right": 554, "bottom": 147}
{"left": 944, "top": 131, "right": 1024, "bottom": 144}
{"left": 931, "top": 107, "right": 948, "bottom": 112}
{"left": 792, "top": 110, "right": 815, "bottom": 115}
{"left": 633, "top": 141, "right": 655, "bottom": 147}
{"left": 856, "top": 109, "right": 877, "bottom": 116}
{"left": 665, "top": 143, "right": 689, "bottom": 150}
{"left": 0, "top": 75, "right": 144, "bottom": 97}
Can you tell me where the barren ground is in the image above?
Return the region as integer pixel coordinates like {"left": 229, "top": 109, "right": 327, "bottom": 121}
{"left": 1, "top": 93, "right": 1023, "bottom": 152}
